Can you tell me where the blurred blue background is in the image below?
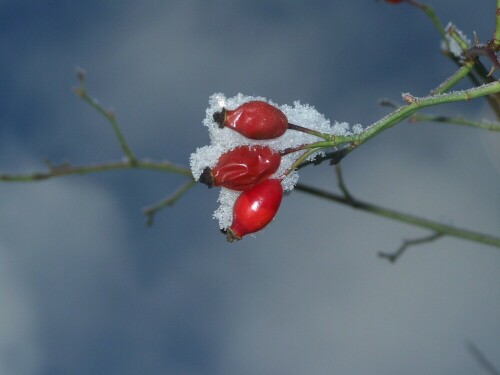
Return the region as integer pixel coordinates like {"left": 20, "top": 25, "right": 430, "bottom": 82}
{"left": 1, "top": 1, "right": 499, "bottom": 374}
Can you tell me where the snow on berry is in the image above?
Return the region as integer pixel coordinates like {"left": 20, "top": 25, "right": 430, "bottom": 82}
{"left": 190, "top": 93, "right": 361, "bottom": 230}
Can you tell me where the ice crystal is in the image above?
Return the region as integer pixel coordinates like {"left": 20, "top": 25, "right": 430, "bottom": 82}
{"left": 444, "top": 22, "right": 471, "bottom": 59}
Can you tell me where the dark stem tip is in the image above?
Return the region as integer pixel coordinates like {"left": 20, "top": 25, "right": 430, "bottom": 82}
{"left": 223, "top": 228, "right": 241, "bottom": 243}
{"left": 213, "top": 108, "right": 227, "bottom": 128}
{"left": 199, "top": 167, "right": 214, "bottom": 187}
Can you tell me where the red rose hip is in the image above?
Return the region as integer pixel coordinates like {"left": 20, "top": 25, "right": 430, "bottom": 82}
{"left": 225, "top": 179, "right": 283, "bottom": 242}
{"left": 213, "top": 101, "right": 288, "bottom": 140}
{"left": 200, "top": 146, "right": 281, "bottom": 191}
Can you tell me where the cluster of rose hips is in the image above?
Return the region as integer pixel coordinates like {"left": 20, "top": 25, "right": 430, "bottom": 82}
{"left": 199, "top": 101, "right": 305, "bottom": 242}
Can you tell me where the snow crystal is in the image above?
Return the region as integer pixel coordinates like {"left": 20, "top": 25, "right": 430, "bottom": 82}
{"left": 352, "top": 123, "right": 364, "bottom": 134}
{"left": 190, "top": 93, "right": 359, "bottom": 229}
{"left": 213, "top": 189, "right": 240, "bottom": 229}
{"left": 444, "top": 22, "right": 471, "bottom": 59}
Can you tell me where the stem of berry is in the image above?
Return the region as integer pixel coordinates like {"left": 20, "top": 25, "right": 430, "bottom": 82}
{"left": 287, "top": 123, "right": 329, "bottom": 139}
{"left": 280, "top": 144, "right": 309, "bottom": 156}
{"left": 283, "top": 148, "right": 323, "bottom": 176}
{"left": 407, "top": 0, "right": 447, "bottom": 41}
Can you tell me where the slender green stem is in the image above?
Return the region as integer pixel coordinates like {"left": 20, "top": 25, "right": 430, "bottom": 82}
{"left": 431, "top": 61, "right": 474, "bottom": 95}
{"left": 466, "top": 341, "right": 500, "bottom": 375}
{"left": 74, "top": 71, "right": 138, "bottom": 164}
{"left": 293, "top": 81, "right": 500, "bottom": 166}
{"left": 143, "top": 179, "right": 197, "bottom": 226}
{"left": 335, "top": 164, "right": 354, "bottom": 202}
{"left": 0, "top": 159, "right": 193, "bottom": 182}
{"left": 378, "top": 232, "right": 444, "bottom": 263}
{"left": 405, "top": 0, "right": 500, "bottom": 118}
{"left": 294, "top": 183, "right": 500, "bottom": 249}
{"left": 285, "top": 148, "right": 322, "bottom": 176}
{"left": 282, "top": 81, "right": 500, "bottom": 156}
{"left": 408, "top": 0, "right": 447, "bottom": 41}
{"left": 287, "top": 123, "right": 327, "bottom": 139}
{"left": 410, "top": 113, "right": 500, "bottom": 131}
{"left": 495, "top": 0, "right": 500, "bottom": 49}
{"left": 281, "top": 140, "right": 345, "bottom": 156}
{"left": 354, "top": 81, "right": 500, "bottom": 149}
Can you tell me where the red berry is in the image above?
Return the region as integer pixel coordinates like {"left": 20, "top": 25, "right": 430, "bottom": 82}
{"left": 385, "top": 0, "right": 404, "bottom": 3}
{"left": 200, "top": 146, "right": 281, "bottom": 191}
{"left": 213, "top": 101, "right": 288, "bottom": 140}
{"left": 225, "top": 179, "right": 283, "bottom": 242}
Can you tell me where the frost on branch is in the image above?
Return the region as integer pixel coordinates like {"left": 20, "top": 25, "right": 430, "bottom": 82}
{"left": 190, "top": 93, "right": 361, "bottom": 230}
{"left": 443, "top": 22, "right": 471, "bottom": 59}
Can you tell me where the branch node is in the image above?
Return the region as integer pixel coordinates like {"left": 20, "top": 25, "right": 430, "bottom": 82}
{"left": 402, "top": 92, "right": 417, "bottom": 104}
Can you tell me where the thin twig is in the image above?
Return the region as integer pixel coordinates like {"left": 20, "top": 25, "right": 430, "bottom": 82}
{"left": 466, "top": 45, "right": 500, "bottom": 73}
{"left": 378, "top": 98, "right": 399, "bottom": 109}
{"left": 294, "top": 183, "right": 500, "bottom": 250}
{"left": 350, "top": 80, "right": 500, "bottom": 151}
{"left": 335, "top": 164, "right": 356, "bottom": 204}
{"left": 406, "top": 0, "right": 447, "bottom": 41}
{"left": 402, "top": 1, "right": 500, "bottom": 117}
{"left": 0, "top": 159, "right": 192, "bottom": 182}
{"left": 297, "top": 80, "right": 500, "bottom": 169}
{"left": 143, "top": 179, "right": 196, "bottom": 226}
{"left": 287, "top": 123, "right": 327, "bottom": 139}
{"left": 410, "top": 113, "right": 500, "bottom": 131}
{"left": 466, "top": 340, "right": 500, "bottom": 375}
{"left": 73, "top": 68, "right": 138, "bottom": 164}
{"left": 295, "top": 147, "right": 351, "bottom": 169}
{"left": 336, "top": 164, "right": 444, "bottom": 261}
{"left": 494, "top": 0, "right": 500, "bottom": 50}
{"left": 378, "top": 232, "right": 443, "bottom": 263}
{"left": 430, "top": 61, "right": 474, "bottom": 95}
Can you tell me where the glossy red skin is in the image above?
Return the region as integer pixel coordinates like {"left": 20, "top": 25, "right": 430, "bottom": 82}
{"left": 205, "top": 146, "right": 281, "bottom": 191}
{"left": 222, "top": 101, "right": 288, "bottom": 140}
{"left": 226, "top": 179, "right": 283, "bottom": 241}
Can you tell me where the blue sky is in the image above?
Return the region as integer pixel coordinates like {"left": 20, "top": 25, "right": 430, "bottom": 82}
{"left": 1, "top": 1, "right": 499, "bottom": 374}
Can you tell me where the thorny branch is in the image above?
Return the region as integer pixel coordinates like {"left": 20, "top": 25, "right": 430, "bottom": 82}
{"left": 400, "top": 0, "right": 500, "bottom": 118}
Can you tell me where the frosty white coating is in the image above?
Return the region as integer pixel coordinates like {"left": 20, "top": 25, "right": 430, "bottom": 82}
{"left": 444, "top": 22, "right": 471, "bottom": 59}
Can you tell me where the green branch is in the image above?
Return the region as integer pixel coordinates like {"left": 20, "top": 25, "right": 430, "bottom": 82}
{"left": 0, "top": 159, "right": 192, "bottom": 182}
{"left": 403, "top": 1, "right": 500, "bottom": 118}
{"left": 143, "top": 179, "right": 197, "bottom": 226}
{"left": 352, "top": 81, "right": 500, "bottom": 150}
{"left": 495, "top": 0, "right": 500, "bottom": 49}
{"left": 410, "top": 113, "right": 500, "bottom": 131}
{"left": 378, "top": 232, "right": 444, "bottom": 263}
{"left": 431, "top": 61, "right": 474, "bottom": 95}
{"left": 294, "top": 183, "right": 500, "bottom": 249}
{"left": 407, "top": 0, "right": 447, "bottom": 41}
